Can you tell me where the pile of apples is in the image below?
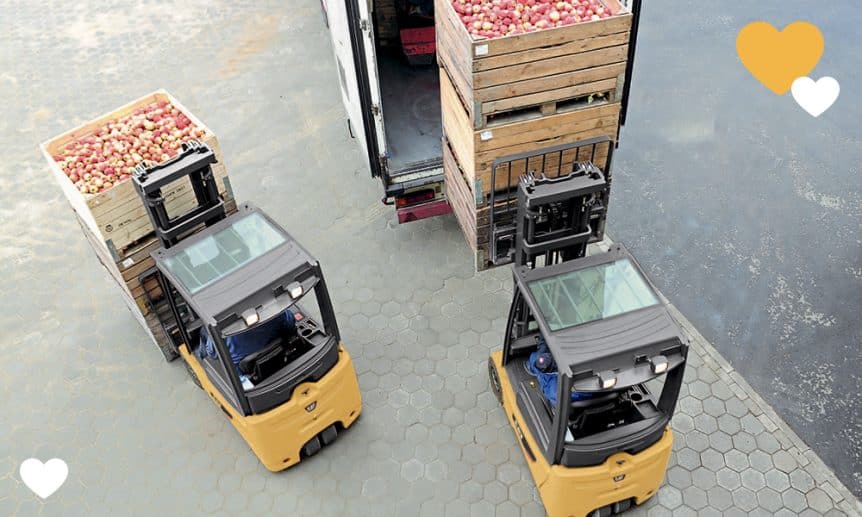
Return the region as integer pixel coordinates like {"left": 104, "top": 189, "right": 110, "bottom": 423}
{"left": 53, "top": 100, "right": 207, "bottom": 195}
{"left": 451, "top": 0, "right": 614, "bottom": 39}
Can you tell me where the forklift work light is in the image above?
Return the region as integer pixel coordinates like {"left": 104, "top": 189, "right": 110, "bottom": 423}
{"left": 599, "top": 371, "right": 617, "bottom": 389}
{"left": 242, "top": 308, "right": 259, "bottom": 326}
{"left": 650, "top": 355, "right": 669, "bottom": 374}
{"left": 288, "top": 282, "right": 303, "bottom": 299}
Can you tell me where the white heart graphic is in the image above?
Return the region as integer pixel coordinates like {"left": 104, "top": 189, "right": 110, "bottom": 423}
{"left": 791, "top": 76, "right": 840, "bottom": 117}
{"left": 19, "top": 458, "right": 68, "bottom": 499}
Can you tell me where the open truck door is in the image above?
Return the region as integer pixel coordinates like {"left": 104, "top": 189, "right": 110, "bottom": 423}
{"left": 324, "top": 0, "right": 385, "bottom": 180}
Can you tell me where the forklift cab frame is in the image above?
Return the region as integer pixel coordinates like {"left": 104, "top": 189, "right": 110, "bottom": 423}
{"left": 153, "top": 202, "right": 342, "bottom": 417}
{"left": 497, "top": 244, "right": 689, "bottom": 468}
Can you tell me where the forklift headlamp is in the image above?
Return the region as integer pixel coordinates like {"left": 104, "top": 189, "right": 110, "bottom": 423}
{"left": 598, "top": 371, "right": 617, "bottom": 389}
{"left": 242, "top": 308, "right": 259, "bottom": 326}
{"left": 650, "top": 355, "right": 669, "bottom": 374}
{"left": 287, "top": 282, "right": 303, "bottom": 299}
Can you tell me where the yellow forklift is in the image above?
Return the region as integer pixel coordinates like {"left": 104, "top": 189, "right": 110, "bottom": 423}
{"left": 132, "top": 142, "right": 362, "bottom": 471}
{"left": 485, "top": 141, "right": 689, "bottom": 517}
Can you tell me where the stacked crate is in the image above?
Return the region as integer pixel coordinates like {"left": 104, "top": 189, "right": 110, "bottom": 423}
{"left": 435, "top": 0, "right": 633, "bottom": 269}
{"left": 40, "top": 90, "right": 236, "bottom": 361}
{"left": 374, "top": 0, "right": 400, "bottom": 46}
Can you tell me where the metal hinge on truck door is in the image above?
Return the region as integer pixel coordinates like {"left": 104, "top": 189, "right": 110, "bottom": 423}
{"left": 360, "top": 19, "right": 369, "bottom": 31}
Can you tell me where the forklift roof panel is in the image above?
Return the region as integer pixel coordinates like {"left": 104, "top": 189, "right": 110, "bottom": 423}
{"left": 153, "top": 203, "right": 317, "bottom": 324}
{"left": 514, "top": 244, "right": 684, "bottom": 377}
{"left": 528, "top": 258, "right": 659, "bottom": 331}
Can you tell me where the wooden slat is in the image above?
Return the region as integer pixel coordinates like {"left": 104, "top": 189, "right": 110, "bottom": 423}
{"left": 440, "top": 67, "right": 477, "bottom": 176}
{"left": 482, "top": 78, "right": 618, "bottom": 118}
{"left": 471, "top": 7, "right": 631, "bottom": 58}
{"left": 474, "top": 45, "right": 628, "bottom": 89}
{"left": 473, "top": 31, "right": 630, "bottom": 72}
{"left": 475, "top": 61, "right": 626, "bottom": 102}
{"left": 474, "top": 102, "right": 621, "bottom": 150}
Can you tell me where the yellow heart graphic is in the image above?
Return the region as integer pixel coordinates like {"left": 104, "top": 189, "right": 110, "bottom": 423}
{"left": 736, "top": 21, "right": 824, "bottom": 95}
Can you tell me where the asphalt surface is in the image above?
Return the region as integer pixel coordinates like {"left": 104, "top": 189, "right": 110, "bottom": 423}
{"left": 608, "top": 0, "right": 862, "bottom": 496}
{"left": 0, "top": 0, "right": 859, "bottom": 515}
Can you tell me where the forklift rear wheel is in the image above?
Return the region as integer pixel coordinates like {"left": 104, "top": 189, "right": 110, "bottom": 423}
{"left": 488, "top": 358, "right": 503, "bottom": 405}
{"left": 183, "top": 359, "right": 202, "bottom": 389}
{"left": 302, "top": 436, "right": 322, "bottom": 457}
{"left": 320, "top": 425, "right": 338, "bottom": 446}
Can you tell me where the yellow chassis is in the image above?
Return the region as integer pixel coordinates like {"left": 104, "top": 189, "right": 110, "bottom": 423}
{"left": 181, "top": 343, "right": 362, "bottom": 471}
{"left": 490, "top": 351, "right": 672, "bottom": 517}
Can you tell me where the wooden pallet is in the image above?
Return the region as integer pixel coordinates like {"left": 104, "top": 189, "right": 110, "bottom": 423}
{"left": 40, "top": 90, "right": 235, "bottom": 263}
{"left": 74, "top": 199, "right": 238, "bottom": 361}
{"left": 435, "top": 0, "right": 631, "bottom": 128}
{"left": 441, "top": 67, "right": 619, "bottom": 202}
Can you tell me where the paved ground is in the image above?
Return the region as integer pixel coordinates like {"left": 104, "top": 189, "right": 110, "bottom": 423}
{"left": 0, "top": 1, "right": 859, "bottom": 516}
{"left": 609, "top": 0, "right": 862, "bottom": 495}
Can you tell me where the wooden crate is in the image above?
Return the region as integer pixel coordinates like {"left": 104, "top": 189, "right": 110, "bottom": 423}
{"left": 40, "top": 90, "right": 235, "bottom": 263}
{"left": 435, "top": 0, "right": 631, "bottom": 128}
{"left": 75, "top": 199, "right": 238, "bottom": 361}
{"left": 374, "top": 0, "right": 400, "bottom": 44}
{"left": 441, "top": 67, "right": 618, "bottom": 202}
{"left": 444, "top": 137, "right": 503, "bottom": 272}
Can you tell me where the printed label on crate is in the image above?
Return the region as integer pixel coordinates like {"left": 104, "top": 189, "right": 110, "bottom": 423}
{"left": 122, "top": 258, "right": 135, "bottom": 269}
{"left": 480, "top": 130, "right": 494, "bottom": 141}
{"left": 475, "top": 44, "right": 489, "bottom": 57}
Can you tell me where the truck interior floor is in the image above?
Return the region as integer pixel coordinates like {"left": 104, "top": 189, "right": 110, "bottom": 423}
{"left": 376, "top": 48, "right": 441, "bottom": 173}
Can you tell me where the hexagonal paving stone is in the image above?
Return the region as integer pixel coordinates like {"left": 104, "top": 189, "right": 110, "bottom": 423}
{"left": 764, "top": 469, "right": 791, "bottom": 492}
{"left": 781, "top": 488, "right": 809, "bottom": 513}
{"left": 667, "top": 465, "right": 693, "bottom": 488}
{"left": 724, "top": 450, "right": 750, "bottom": 473}
{"left": 731, "top": 487, "right": 759, "bottom": 511}
{"left": 656, "top": 486, "right": 683, "bottom": 510}
{"left": 675, "top": 448, "right": 701, "bottom": 470}
{"left": 740, "top": 469, "right": 766, "bottom": 491}
{"left": 700, "top": 448, "right": 726, "bottom": 472}
{"left": 691, "top": 467, "right": 717, "bottom": 489}
{"left": 681, "top": 486, "right": 708, "bottom": 509}
{"left": 756, "top": 487, "right": 784, "bottom": 512}
{"left": 693, "top": 413, "right": 718, "bottom": 434}
{"left": 672, "top": 413, "right": 695, "bottom": 434}
{"left": 716, "top": 467, "right": 742, "bottom": 491}
{"left": 731, "top": 432, "right": 757, "bottom": 453}
{"left": 717, "top": 414, "right": 742, "bottom": 435}
{"left": 706, "top": 486, "right": 734, "bottom": 511}
{"left": 748, "top": 450, "right": 774, "bottom": 473}
{"left": 805, "top": 487, "right": 834, "bottom": 513}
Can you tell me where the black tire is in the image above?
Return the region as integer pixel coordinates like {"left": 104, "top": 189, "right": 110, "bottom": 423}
{"left": 488, "top": 358, "right": 503, "bottom": 405}
{"left": 302, "top": 436, "right": 322, "bottom": 457}
{"left": 184, "top": 359, "right": 202, "bottom": 389}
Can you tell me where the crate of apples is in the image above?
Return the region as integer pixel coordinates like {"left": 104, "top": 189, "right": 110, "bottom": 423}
{"left": 53, "top": 100, "right": 207, "bottom": 195}
{"left": 451, "top": 0, "right": 614, "bottom": 38}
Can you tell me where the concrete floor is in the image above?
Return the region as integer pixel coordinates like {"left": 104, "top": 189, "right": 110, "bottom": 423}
{"left": 0, "top": 1, "right": 859, "bottom": 516}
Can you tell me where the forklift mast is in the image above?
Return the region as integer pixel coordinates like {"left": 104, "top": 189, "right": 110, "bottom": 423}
{"left": 132, "top": 140, "right": 226, "bottom": 249}
{"left": 488, "top": 136, "right": 613, "bottom": 269}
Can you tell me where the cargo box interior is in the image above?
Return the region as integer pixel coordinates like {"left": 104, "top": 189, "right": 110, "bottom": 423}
{"left": 373, "top": 1, "right": 442, "bottom": 174}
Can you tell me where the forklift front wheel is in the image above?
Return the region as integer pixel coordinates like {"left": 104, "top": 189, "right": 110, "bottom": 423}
{"left": 183, "top": 359, "right": 202, "bottom": 389}
{"left": 488, "top": 358, "right": 503, "bottom": 405}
